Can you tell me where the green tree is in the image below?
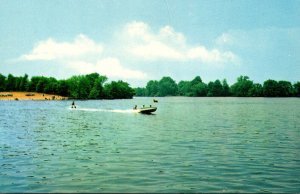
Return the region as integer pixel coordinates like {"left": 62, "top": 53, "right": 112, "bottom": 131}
{"left": 43, "top": 77, "right": 58, "bottom": 94}
{"left": 2, "top": 72, "right": 299, "bottom": 99}
{"left": 191, "top": 76, "right": 202, "bottom": 85}
{"left": 207, "top": 80, "right": 223, "bottom": 96}
{"left": 56, "top": 80, "right": 69, "bottom": 96}
{"left": 97, "top": 76, "right": 108, "bottom": 98}
{"left": 191, "top": 82, "right": 208, "bottom": 96}
{"left": 85, "top": 73, "right": 100, "bottom": 92}
{"left": 263, "top": 79, "right": 279, "bottom": 97}
{"left": 27, "top": 76, "right": 41, "bottom": 92}
{"left": 0, "top": 74, "right": 6, "bottom": 91}
{"left": 135, "top": 87, "right": 146, "bottom": 96}
{"left": 36, "top": 77, "right": 49, "bottom": 93}
{"left": 104, "top": 80, "right": 135, "bottom": 99}
{"left": 189, "top": 76, "right": 207, "bottom": 96}
{"left": 67, "top": 75, "right": 88, "bottom": 99}
{"left": 6, "top": 74, "right": 16, "bottom": 91}
{"left": 89, "top": 87, "right": 100, "bottom": 99}
{"left": 248, "top": 83, "right": 263, "bottom": 97}
{"left": 14, "top": 77, "right": 21, "bottom": 91}
{"left": 231, "top": 76, "right": 254, "bottom": 97}
{"left": 89, "top": 76, "right": 107, "bottom": 99}
{"left": 277, "top": 81, "right": 293, "bottom": 97}
{"left": 178, "top": 81, "right": 192, "bottom": 96}
{"left": 145, "top": 80, "right": 159, "bottom": 96}
{"left": 19, "top": 74, "right": 28, "bottom": 91}
{"left": 158, "top": 76, "right": 178, "bottom": 96}
{"left": 6, "top": 74, "right": 13, "bottom": 91}
{"left": 293, "top": 82, "right": 300, "bottom": 97}
{"left": 222, "top": 79, "right": 230, "bottom": 96}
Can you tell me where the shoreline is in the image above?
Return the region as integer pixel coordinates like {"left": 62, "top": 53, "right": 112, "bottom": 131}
{"left": 0, "top": 92, "right": 68, "bottom": 101}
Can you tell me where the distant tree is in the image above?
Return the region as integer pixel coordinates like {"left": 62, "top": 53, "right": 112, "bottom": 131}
{"left": 36, "top": 77, "right": 49, "bottom": 93}
{"left": 294, "top": 82, "right": 300, "bottom": 97}
{"left": 191, "top": 82, "right": 208, "bottom": 96}
{"left": 191, "top": 76, "right": 202, "bottom": 85}
{"left": 89, "top": 76, "right": 107, "bottom": 99}
{"left": 158, "top": 76, "right": 178, "bottom": 96}
{"left": 67, "top": 76, "right": 86, "bottom": 99}
{"left": 97, "top": 76, "right": 108, "bottom": 98}
{"left": 41, "top": 77, "right": 56, "bottom": 94}
{"left": 19, "top": 74, "right": 28, "bottom": 91}
{"left": 178, "top": 81, "right": 192, "bottom": 96}
{"left": 85, "top": 73, "right": 101, "bottom": 92}
{"left": 56, "top": 80, "right": 69, "bottom": 96}
{"left": 248, "top": 83, "right": 263, "bottom": 97}
{"left": 222, "top": 79, "right": 230, "bottom": 96}
{"left": 0, "top": 74, "right": 6, "bottom": 91}
{"left": 1, "top": 73, "right": 299, "bottom": 99}
{"left": 135, "top": 87, "right": 146, "bottom": 96}
{"left": 6, "top": 74, "right": 16, "bottom": 91}
{"left": 145, "top": 80, "right": 159, "bottom": 96}
{"left": 277, "top": 81, "right": 293, "bottom": 97}
{"left": 104, "top": 80, "right": 135, "bottom": 99}
{"left": 14, "top": 77, "right": 21, "bottom": 91}
{"left": 89, "top": 86, "right": 100, "bottom": 99}
{"left": 207, "top": 80, "right": 223, "bottom": 96}
{"left": 207, "top": 82, "right": 214, "bottom": 97}
{"left": 231, "top": 76, "right": 254, "bottom": 97}
{"left": 27, "top": 76, "right": 40, "bottom": 92}
{"left": 262, "top": 79, "right": 293, "bottom": 97}
{"left": 189, "top": 76, "right": 208, "bottom": 96}
{"left": 263, "top": 79, "right": 279, "bottom": 97}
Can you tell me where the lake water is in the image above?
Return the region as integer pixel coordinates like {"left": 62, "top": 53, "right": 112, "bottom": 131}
{"left": 0, "top": 97, "right": 299, "bottom": 192}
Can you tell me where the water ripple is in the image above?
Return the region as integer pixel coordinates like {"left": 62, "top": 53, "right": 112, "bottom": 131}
{"left": 0, "top": 98, "right": 299, "bottom": 192}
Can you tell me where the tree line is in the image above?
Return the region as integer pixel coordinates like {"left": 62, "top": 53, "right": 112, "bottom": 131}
{"left": 0, "top": 73, "right": 135, "bottom": 99}
{"left": 135, "top": 76, "right": 300, "bottom": 97}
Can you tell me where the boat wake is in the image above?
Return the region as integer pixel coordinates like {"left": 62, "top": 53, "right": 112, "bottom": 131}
{"left": 70, "top": 107, "right": 139, "bottom": 114}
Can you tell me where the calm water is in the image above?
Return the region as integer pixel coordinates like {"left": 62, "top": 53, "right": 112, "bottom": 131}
{"left": 0, "top": 97, "right": 299, "bottom": 192}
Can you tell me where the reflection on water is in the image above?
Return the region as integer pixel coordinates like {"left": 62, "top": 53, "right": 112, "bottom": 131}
{"left": 0, "top": 97, "right": 299, "bottom": 192}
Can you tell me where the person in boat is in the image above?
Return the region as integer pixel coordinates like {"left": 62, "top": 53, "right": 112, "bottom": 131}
{"left": 71, "top": 101, "right": 76, "bottom": 109}
{"left": 153, "top": 99, "right": 158, "bottom": 103}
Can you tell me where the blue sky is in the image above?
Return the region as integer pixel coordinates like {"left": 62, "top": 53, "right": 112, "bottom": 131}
{"left": 0, "top": 0, "right": 299, "bottom": 86}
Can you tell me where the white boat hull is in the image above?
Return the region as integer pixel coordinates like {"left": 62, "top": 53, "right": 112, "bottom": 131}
{"left": 136, "top": 107, "right": 157, "bottom": 114}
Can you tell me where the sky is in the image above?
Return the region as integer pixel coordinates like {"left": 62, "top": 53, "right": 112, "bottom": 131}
{"left": 0, "top": 0, "right": 299, "bottom": 87}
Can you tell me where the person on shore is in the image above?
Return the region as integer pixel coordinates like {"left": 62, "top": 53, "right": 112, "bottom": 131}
{"left": 71, "top": 101, "right": 76, "bottom": 109}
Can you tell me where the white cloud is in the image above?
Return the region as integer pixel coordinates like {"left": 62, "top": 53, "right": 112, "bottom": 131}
{"left": 130, "top": 41, "right": 185, "bottom": 60}
{"left": 187, "top": 46, "right": 237, "bottom": 63}
{"left": 20, "top": 34, "right": 148, "bottom": 80}
{"left": 18, "top": 21, "right": 240, "bottom": 82}
{"left": 122, "top": 21, "right": 238, "bottom": 63}
{"left": 21, "top": 34, "right": 103, "bottom": 61}
{"left": 68, "top": 58, "right": 148, "bottom": 80}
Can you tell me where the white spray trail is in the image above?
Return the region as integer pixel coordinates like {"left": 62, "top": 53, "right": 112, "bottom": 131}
{"left": 70, "top": 107, "right": 139, "bottom": 114}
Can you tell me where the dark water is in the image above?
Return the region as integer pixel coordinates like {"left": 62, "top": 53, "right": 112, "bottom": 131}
{"left": 0, "top": 97, "right": 299, "bottom": 192}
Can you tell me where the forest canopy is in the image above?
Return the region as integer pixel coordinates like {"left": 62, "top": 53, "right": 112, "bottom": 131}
{"left": 0, "top": 73, "right": 135, "bottom": 99}
{"left": 135, "top": 76, "right": 300, "bottom": 97}
{"left": 1, "top": 73, "right": 299, "bottom": 98}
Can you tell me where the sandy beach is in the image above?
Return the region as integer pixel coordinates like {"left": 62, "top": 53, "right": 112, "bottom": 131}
{"left": 0, "top": 92, "right": 68, "bottom": 100}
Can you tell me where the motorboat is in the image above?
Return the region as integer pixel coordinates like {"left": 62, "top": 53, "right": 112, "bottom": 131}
{"left": 134, "top": 106, "right": 157, "bottom": 114}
